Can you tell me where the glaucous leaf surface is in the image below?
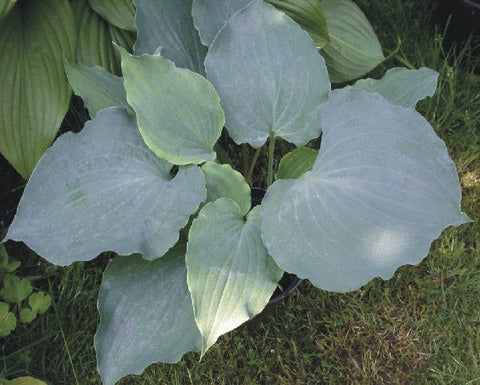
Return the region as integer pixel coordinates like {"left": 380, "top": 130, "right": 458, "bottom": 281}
{"left": 95, "top": 247, "right": 201, "bottom": 385}
{"left": 276, "top": 146, "right": 318, "bottom": 180}
{"left": 351, "top": 67, "right": 439, "bottom": 108}
{"left": 88, "top": 0, "right": 135, "bottom": 31}
{"left": 5, "top": 108, "right": 206, "bottom": 265}
{"left": 64, "top": 61, "right": 133, "bottom": 117}
{"left": 0, "top": 0, "right": 75, "bottom": 178}
{"left": 134, "top": 0, "right": 207, "bottom": 74}
{"left": 320, "top": 0, "right": 384, "bottom": 83}
{"left": 72, "top": 0, "right": 135, "bottom": 76}
{"left": 261, "top": 89, "right": 469, "bottom": 292}
{"left": 192, "top": 0, "right": 252, "bottom": 46}
{"left": 201, "top": 162, "right": 251, "bottom": 215}
{"left": 205, "top": 0, "right": 330, "bottom": 148}
{"left": 121, "top": 51, "right": 224, "bottom": 165}
{"left": 265, "top": 0, "right": 330, "bottom": 49}
{"left": 0, "top": 0, "right": 15, "bottom": 21}
{"left": 187, "top": 199, "right": 283, "bottom": 354}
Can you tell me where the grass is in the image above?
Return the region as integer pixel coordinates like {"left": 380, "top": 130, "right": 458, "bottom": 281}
{"left": 1, "top": 0, "right": 480, "bottom": 384}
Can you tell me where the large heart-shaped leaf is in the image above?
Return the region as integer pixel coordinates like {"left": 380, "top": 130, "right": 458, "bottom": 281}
{"left": 64, "top": 61, "right": 133, "bottom": 117}
{"left": 95, "top": 246, "right": 202, "bottom": 385}
{"left": 192, "top": 0, "right": 252, "bottom": 46}
{"left": 265, "top": 0, "right": 330, "bottom": 49}
{"left": 205, "top": 0, "right": 330, "bottom": 148}
{"left": 5, "top": 108, "right": 206, "bottom": 265}
{"left": 187, "top": 199, "right": 283, "bottom": 354}
{"left": 134, "top": 0, "right": 207, "bottom": 75}
{"left": 72, "top": 0, "right": 135, "bottom": 76}
{"left": 351, "top": 67, "right": 439, "bottom": 108}
{"left": 0, "top": 0, "right": 75, "bottom": 178}
{"left": 87, "top": 0, "right": 135, "bottom": 32}
{"left": 261, "top": 89, "right": 469, "bottom": 292}
{"left": 121, "top": 51, "right": 224, "bottom": 165}
{"left": 320, "top": 0, "right": 384, "bottom": 83}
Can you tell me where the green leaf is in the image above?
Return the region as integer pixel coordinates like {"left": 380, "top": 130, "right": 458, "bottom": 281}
{"left": 0, "top": 0, "right": 15, "bottom": 21}
{"left": 187, "top": 199, "right": 283, "bottom": 354}
{"left": 5, "top": 108, "right": 206, "bottom": 265}
{"left": 19, "top": 307, "right": 37, "bottom": 324}
{"left": 72, "top": 0, "right": 134, "bottom": 76}
{"left": 205, "top": 0, "right": 330, "bottom": 148}
{"left": 87, "top": 0, "right": 135, "bottom": 32}
{"left": 261, "top": 89, "right": 469, "bottom": 292}
{"left": 351, "top": 67, "right": 439, "bottom": 108}
{"left": 0, "top": 377, "right": 48, "bottom": 385}
{"left": 0, "top": 0, "right": 76, "bottom": 178}
{"left": 95, "top": 247, "right": 202, "bottom": 385}
{"left": 134, "top": 0, "right": 207, "bottom": 75}
{"left": 64, "top": 61, "right": 133, "bottom": 118}
{"left": 276, "top": 146, "right": 318, "bottom": 180}
{"left": 121, "top": 51, "right": 224, "bottom": 165}
{"left": 192, "top": 0, "right": 252, "bottom": 46}
{"left": 1, "top": 274, "right": 33, "bottom": 303}
{"left": 0, "top": 302, "right": 16, "bottom": 336}
{"left": 265, "top": 0, "right": 330, "bottom": 49}
{"left": 28, "top": 291, "right": 52, "bottom": 314}
{"left": 201, "top": 162, "right": 251, "bottom": 216}
{"left": 320, "top": 0, "right": 384, "bottom": 83}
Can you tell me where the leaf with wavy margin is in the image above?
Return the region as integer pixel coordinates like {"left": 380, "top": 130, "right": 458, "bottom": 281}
{"left": 5, "top": 108, "right": 206, "bottom": 265}
{"left": 205, "top": 0, "right": 330, "bottom": 148}
{"left": 261, "top": 89, "right": 469, "bottom": 292}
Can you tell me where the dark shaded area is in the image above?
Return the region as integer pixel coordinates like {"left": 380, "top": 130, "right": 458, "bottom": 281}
{"left": 0, "top": 155, "right": 24, "bottom": 230}
{"left": 433, "top": 0, "right": 480, "bottom": 61}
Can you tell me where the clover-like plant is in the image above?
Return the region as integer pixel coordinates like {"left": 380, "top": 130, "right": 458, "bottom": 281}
{"left": 3, "top": 0, "right": 469, "bottom": 384}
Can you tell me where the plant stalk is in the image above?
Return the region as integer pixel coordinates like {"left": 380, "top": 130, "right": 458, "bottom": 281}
{"left": 246, "top": 146, "right": 263, "bottom": 185}
{"left": 267, "top": 131, "right": 276, "bottom": 188}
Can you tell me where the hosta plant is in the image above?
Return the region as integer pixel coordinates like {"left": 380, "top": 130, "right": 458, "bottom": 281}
{"left": 3, "top": 0, "right": 469, "bottom": 384}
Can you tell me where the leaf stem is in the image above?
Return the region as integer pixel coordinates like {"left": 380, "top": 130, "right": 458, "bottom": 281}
{"left": 246, "top": 146, "right": 263, "bottom": 186}
{"left": 267, "top": 131, "right": 276, "bottom": 188}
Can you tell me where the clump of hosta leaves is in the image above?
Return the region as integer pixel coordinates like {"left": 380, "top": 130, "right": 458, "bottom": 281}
{"left": 0, "top": 244, "right": 51, "bottom": 337}
{"left": 2, "top": 0, "right": 470, "bottom": 385}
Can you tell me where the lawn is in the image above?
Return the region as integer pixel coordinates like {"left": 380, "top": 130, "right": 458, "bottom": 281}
{"left": 1, "top": 0, "right": 479, "bottom": 384}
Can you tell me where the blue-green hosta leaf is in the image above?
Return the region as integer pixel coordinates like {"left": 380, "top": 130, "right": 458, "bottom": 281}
{"left": 351, "top": 67, "right": 439, "bottom": 108}
{"left": 95, "top": 246, "right": 201, "bottom": 385}
{"left": 201, "top": 162, "right": 251, "bottom": 215}
{"left": 187, "top": 199, "right": 283, "bottom": 354}
{"left": 64, "top": 61, "right": 132, "bottom": 117}
{"left": 72, "top": 0, "right": 134, "bottom": 76}
{"left": 0, "top": 0, "right": 15, "bottom": 21}
{"left": 265, "top": 0, "right": 330, "bottom": 49}
{"left": 0, "top": 0, "right": 75, "bottom": 178}
{"left": 121, "top": 51, "right": 224, "bottom": 165}
{"left": 5, "top": 108, "right": 206, "bottom": 265}
{"left": 320, "top": 0, "right": 384, "bottom": 83}
{"left": 205, "top": 0, "right": 330, "bottom": 148}
{"left": 192, "top": 0, "right": 251, "bottom": 46}
{"left": 134, "top": 0, "right": 207, "bottom": 75}
{"left": 261, "top": 89, "right": 469, "bottom": 292}
{"left": 87, "top": 0, "right": 135, "bottom": 32}
{"left": 276, "top": 146, "right": 318, "bottom": 180}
